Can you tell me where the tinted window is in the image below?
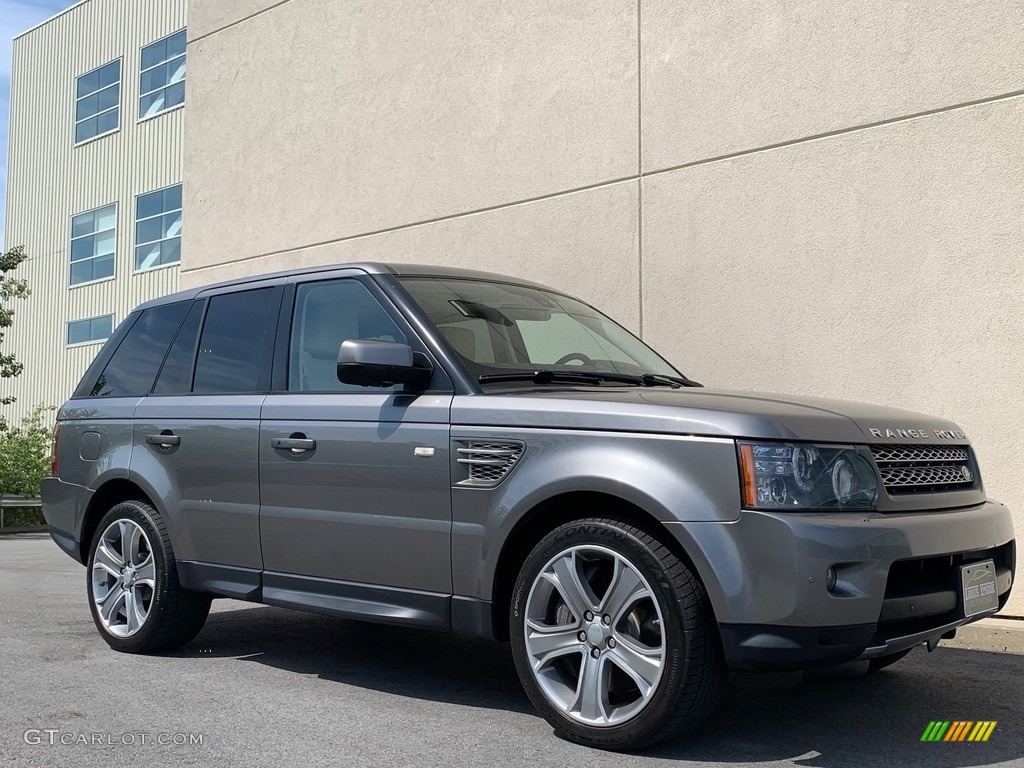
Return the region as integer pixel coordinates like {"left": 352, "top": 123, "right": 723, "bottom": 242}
{"left": 152, "top": 300, "right": 205, "bottom": 394}
{"left": 289, "top": 279, "right": 406, "bottom": 392}
{"left": 91, "top": 302, "right": 189, "bottom": 397}
{"left": 193, "top": 288, "right": 277, "bottom": 394}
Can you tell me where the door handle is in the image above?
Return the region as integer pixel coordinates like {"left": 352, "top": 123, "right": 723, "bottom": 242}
{"left": 146, "top": 433, "right": 180, "bottom": 449}
{"left": 271, "top": 436, "right": 316, "bottom": 454}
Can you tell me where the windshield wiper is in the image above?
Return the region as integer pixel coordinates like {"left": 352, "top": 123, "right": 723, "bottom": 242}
{"left": 641, "top": 373, "right": 703, "bottom": 388}
{"left": 478, "top": 370, "right": 703, "bottom": 388}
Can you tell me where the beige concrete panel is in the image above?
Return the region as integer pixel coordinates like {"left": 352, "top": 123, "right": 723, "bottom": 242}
{"left": 184, "top": 0, "right": 637, "bottom": 271}
{"left": 187, "top": 0, "right": 285, "bottom": 40}
{"left": 182, "top": 180, "right": 640, "bottom": 331}
{"left": 643, "top": 97, "right": 1024, "bottom": 612}
{"left": 642, "top": 0, "right": 1024, "bottom": 171}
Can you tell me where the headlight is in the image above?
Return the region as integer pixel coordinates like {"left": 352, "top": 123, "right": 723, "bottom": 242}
{"left": 737, "top": 441, "right": 877, "bottom": 511}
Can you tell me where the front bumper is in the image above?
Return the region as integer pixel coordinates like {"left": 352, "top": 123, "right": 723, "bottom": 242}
{"left": 669, "top": 500, "right": 1015, "bottom": 671}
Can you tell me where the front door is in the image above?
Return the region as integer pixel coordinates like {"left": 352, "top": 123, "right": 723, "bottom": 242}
{"left": 259, "top": 276, "right": 453, "bottom": 627}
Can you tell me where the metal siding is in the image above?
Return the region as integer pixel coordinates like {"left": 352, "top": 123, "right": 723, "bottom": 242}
{"left": 2, "top": 0, "right": 186, "bottom": 422}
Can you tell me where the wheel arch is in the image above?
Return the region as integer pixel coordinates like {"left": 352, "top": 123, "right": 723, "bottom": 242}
{"left": 488, "top": 490, "right": 719, "bottom": 641}
{"left": 79, "top": 478, "right": 157, "bottom": 562}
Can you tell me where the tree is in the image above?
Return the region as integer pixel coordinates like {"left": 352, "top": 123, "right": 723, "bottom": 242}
{"left": 0, "top": 405, "right": 54, "bottom": 498}
{"left": 0, "top": 245, "right": 30, "bottom": 429}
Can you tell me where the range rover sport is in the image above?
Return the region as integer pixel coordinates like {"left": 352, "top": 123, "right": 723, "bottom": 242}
{"left": 42, "top": 262, "right": 1015, "bottom": 750}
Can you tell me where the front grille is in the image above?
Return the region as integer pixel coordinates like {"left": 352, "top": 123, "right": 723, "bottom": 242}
{"left": 870, "top": 444, "right": 975, "bottom": 495}
{"left": 456, "top": 441, "right": 525, "bottom": 488}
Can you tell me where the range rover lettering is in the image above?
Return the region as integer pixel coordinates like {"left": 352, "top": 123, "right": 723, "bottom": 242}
{"left": 42, "top": 263, "right": 1015, "bottom": 751}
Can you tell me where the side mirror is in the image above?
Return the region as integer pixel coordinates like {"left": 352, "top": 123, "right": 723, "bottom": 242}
{"left": 337, "top": 339, "right": 432, "bottom": 389}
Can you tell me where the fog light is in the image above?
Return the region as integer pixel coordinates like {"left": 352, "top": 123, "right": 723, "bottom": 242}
{"left": 826, "top": 567, "right": 838, "bottom": 592}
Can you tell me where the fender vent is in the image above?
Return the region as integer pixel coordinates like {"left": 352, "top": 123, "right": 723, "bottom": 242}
{"left": 455, "top": 440, "right": 525, "bottom": 488}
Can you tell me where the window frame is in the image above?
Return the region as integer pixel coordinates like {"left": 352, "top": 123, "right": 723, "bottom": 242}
{"left": 138, "top": 28, "right": 187, "bottom": 123}
{"left": 74, "top": 57, "right": 122, "bottom": 146}
{"left": 133, "top": 183, "right": 182, "bottom": 273}
{"left": 68, "top": 202, "right": 118, "bottom": 288}
{"left": 66, "top": 314, "right": 115, "bottom": 348}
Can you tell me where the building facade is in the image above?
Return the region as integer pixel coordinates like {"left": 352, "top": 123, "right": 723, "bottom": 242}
{"left": 183, "top": 0, "right": 1023, "bottom": 613}
{"left": 2, "top": 0, "right": 186, "bottom": 421}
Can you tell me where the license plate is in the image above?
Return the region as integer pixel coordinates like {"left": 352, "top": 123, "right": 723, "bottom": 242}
{"left": 961, "top": 560, "right": 999, "bottom": 618}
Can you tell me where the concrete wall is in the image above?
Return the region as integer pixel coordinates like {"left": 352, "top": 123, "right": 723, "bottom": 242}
{"left": 184, "top": 0, "right": 1023, "bottom": 613}
{"left": 2, "top": 0, "right": 186, "bottom": 421}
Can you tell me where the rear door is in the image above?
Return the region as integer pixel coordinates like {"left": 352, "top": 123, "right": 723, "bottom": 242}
{"left": 131, "top": 282, "right": 283, "bottom": 597}
{"left": 258, "top": 273, "right": 454, "bottom": 627}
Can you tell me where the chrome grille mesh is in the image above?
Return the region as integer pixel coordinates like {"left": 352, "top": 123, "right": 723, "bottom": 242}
{"left": 456, "top": 441, "right": 525, "bottom": 487}
{"left": 870, "top": 444, "right": 975, "bottom": 495}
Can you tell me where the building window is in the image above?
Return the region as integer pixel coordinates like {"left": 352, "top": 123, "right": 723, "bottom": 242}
{"left": 135, "top": 184, "right": 182, "bottom": 271}
{"left": 67, "top": 315, "right": 114, "bottom": 346}
{"left": 75, "top": 59, "right": 121, "bottom": 143}
{"left": 139, "top": 29, "right": 186, "bottom": 120}
{"left": 70, "top": 203, "right": 117, "bottom": 285}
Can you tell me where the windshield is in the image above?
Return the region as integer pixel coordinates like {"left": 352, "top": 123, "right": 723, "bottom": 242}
{"left": 398, "top": 277, "right": 683, "bottom": 384}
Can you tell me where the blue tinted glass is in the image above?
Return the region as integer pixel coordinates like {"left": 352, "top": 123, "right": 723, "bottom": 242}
{"left": 98, "top": 60, "right": 121, "bottom": 88}
{"left": 76, "top": 69, "right": 99, "bottom": 97}
{"left": 140, "top": 63, "right": 165, "bottom": 94}
{"left": 93, "top": 254, "right": 115, "bottom": 280}
{"left": 71, "top": 211, "right": 95, "bottom": 238}
{"left": 166, "top": 30, "right": 186, "bottom": 57}
{"left": 92, "top": 316, "right": 114, "bottom": 339}
{"left": 70, "top": 260, "right": 93, "bottom": 285}
{"left": 96, "top": 109, "right": 118, "bottom": 135}
{"left": 141, "top": 38, "right": 166, "bottom": 70}
{"left": 75, "top": 93, "right": 97, "bottom": 120}
{"left": 75, "top": 117, "right": 97, "bottom": 143}
{"left": 70, "top": 236, "right": 93, "bottom": 263}
{"left": 67, "top": 320, "right": 89, "bottom": 345}
{"left": 164, "top": 185, "right": 182, "bottom": 211}
{"left": 160, "top": 238, "right": 181, "bottom": 265}
{"left": 136, "top": 217, "right": 163, "bottom": 244}
{"left": 164, "top": 80, "right": 185, "bottom": 109}
{"left": 96, "top": 83, "right": 119, "bottom": 112}
{"left": 136, "top": 189, "right": 163, "bottom": 219}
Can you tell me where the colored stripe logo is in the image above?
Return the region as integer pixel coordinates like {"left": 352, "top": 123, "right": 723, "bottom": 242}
{"left": 921, "top": 721, "right": 997, "bottom": 742}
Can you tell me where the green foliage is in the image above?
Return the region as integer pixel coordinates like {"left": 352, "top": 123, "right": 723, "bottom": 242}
{"left": 0, "top": 405, "right": 55, "bottom": 498}
{"left": 1, "top": 245, "right": 31, "bottom": 409}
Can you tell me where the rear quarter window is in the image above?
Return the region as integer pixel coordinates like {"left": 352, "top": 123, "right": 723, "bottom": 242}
{"left": 89, "top": 302, "right": 190, "bottom": 397}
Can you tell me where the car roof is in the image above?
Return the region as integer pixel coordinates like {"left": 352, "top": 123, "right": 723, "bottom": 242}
{"left": 135, "top": 262, "right": 557, "bottom": 311}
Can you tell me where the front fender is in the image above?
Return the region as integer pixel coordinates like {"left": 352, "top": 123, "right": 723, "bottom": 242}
{"left": 450, "top": 427, "right": 740, "bottom": 600}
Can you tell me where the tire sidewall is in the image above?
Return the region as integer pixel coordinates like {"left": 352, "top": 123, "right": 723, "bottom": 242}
{"left": 86, "top": 501, "right": 171, "bottom": 652}
{"left": 509, "top": 519, "right": 694, "bottom": 748}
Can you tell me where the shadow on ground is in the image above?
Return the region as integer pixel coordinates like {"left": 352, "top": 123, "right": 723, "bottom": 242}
{"left": 182, "top": 605, "right": 1023, "bottom": 767}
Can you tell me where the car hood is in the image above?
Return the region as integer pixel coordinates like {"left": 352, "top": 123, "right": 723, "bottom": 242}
{"left": 451, "top": 387, "right": 968, "bottom": 444}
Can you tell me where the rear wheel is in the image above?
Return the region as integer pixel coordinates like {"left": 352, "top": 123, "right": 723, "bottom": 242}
{"left": 87, "top": 500, "right": 210, "bottom": 653}
{"left": 509, "top": 517, "right": 726, "bottom": 751}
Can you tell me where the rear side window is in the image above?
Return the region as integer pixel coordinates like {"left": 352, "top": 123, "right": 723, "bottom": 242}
{"left": 152, "top": 299, "right": 205, "bottom": 394}
{"left": 192, "top": 288, "right": 277, "bottom": 394}
{"left": 91, "top": 302, "right": 189, "bottom": 397}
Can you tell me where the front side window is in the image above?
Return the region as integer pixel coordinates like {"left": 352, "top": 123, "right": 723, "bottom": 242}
{"left": 67, "top": 315, "right": 114, "bottom": 346}
{"left": 70, "top": 204, "right": 116, "bottom": 285}
{"left": 140, "top": 29, "right": 186, "bottom": 119}
{"left": 75, "top": 59, "right": 120, "bottom": 143}
{"left": 289, "top": 279, "right": 407, "bottom": 393}
{"left": 193, "top": 288, "right": 277, "bottom": 394}
{"left": 399, "top": 278, "right": 681, "bottom": 383}
{"left": 135, "top": 184, "right": 182, "bottom": 270}
{"left": 91, "top": 302, "right": 189, "bottom": 397}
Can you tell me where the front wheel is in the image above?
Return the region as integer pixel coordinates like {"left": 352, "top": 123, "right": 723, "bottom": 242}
{"left": 509, "top": 517, "right": 726, "bottom": 751}
{"left": 87, "top": 500, "right": 211, "bottom": 653}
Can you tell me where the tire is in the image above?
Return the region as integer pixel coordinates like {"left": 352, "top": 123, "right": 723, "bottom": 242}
{"left": 867, "top": 647, "right": 914, "bottom": 672}
{"left": 509, "top": 517, "right": 726, "bottom": 751}
{"left": 86, "top": 500, "right": 211, "bottom": 653}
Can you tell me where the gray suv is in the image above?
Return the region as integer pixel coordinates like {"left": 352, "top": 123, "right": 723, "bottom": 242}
{"left": 42, "top": 263, "right": 1015, "bottom": 750}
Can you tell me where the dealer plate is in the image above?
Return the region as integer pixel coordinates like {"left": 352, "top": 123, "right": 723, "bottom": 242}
{"left": 961, "top": 559, "right": 999, "bottom": 618}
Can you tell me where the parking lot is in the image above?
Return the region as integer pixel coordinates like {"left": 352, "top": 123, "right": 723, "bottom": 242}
{"left": 1, "top": 533, "right": 1021, "bottom": 768}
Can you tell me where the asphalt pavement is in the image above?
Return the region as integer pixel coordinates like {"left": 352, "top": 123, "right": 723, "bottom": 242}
{"left": 2, "top": 533, "right": 1022, "bottom": 768}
